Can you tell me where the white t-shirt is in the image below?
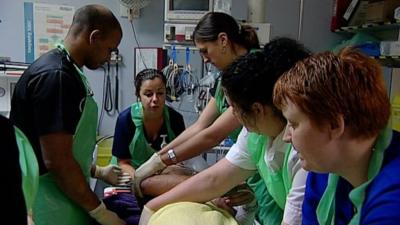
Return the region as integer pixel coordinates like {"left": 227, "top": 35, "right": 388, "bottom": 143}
{"left": 225, "top": 128, "right": 307, "bottom": 225}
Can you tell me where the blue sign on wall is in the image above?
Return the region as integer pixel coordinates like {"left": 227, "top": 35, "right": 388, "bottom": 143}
{"left": 24, "top": 2, "right": 34, "bottom": 63}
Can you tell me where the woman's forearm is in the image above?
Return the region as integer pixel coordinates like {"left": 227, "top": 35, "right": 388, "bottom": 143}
{"left": 146, "top": 159, "right": 252, "bottom": 211}
{"left": 159, "top": 123, "right": 203, "bottom": 154}
{"left": 160, "top": 107, "right": 241, "bottom": 165}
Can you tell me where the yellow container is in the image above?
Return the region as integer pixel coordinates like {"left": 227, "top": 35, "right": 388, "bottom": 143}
{"left": 392, "top": 96, "right": 400, "bottom": 132}
{"left": 96, "top": 136, "right": 113, "bottom": 166}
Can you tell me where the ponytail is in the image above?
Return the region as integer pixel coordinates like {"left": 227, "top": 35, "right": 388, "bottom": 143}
{"left": 194, "top": 12, "right": 260, "bottom": 50}
{"left": 239, "top": 24, "right": 260, "bottom": 50}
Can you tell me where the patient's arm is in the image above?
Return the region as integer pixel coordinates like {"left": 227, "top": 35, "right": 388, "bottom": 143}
{"left": 140, "top": 165, "right": 194, "bottom": 196}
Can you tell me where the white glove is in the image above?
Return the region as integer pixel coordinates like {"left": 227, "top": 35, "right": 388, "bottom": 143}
{"left": 138, "top": 205, "right": 155, "bottom": 225}
{"left": 27, "top": 209, "right": 35, "bottom": 225}
{"left": 89, "top": 201, "right": 126, "bottom": 225}
{"left": 94, "top": 165, "right": 131, "bottom": 186}
{"left": 133, "top": 153, "right": 166, "bottom": 197}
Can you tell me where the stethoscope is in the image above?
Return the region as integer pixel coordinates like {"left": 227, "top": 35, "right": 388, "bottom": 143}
{"left": 160, "top": 134, "right": 168, "bottom": 148}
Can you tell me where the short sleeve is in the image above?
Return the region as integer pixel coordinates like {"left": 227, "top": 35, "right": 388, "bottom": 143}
{"left": 112, "top": 108, "right": 135, "bottom": 159}
{"left": 168, "top": 107, "right": 185, "bottom": 136}
{"left": 225, "top": 128, "right": 257, "bottom": 170}
{"left": 283, "top": 150, "right": 308, "bottom": 225}
{"left": 30, "top": 70, "right": 84, "bottom": 135}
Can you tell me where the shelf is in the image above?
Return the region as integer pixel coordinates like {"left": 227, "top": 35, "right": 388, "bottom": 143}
{"left": 162, "top": 43, "right": 198, "bottom": 50}
{"left": 374, "top": 56, "right": 400, "bottom": 68}
{"left": 334, "top": 21, "right": 400, "bottom": 33}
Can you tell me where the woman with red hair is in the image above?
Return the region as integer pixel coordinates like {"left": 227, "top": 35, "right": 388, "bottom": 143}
{"left": 274, "top": 47, "right": 400, "bottom": 225}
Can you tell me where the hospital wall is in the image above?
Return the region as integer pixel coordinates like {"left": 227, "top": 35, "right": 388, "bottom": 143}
{"left": 0, "top": 0, "right": 339, "bottom": 136}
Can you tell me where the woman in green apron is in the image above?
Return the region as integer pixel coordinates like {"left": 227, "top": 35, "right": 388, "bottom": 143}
{"left": 10, "top": 5, "right": 125, "bottom": 225}
{"left": 274, "top": 47, "right": 400, "bottom": 225}
{"left": 134, "top": 12, "right": 267, "bottom": 223}
{"left": 106, "top": 69, "right": 188, "bottom": 225}
{"left": 111, "top": 68, "right": 187, "bottom": 193}
{"left": 133, "top": 11, "right": 258, "bottom": 184}
{"left": 139, "top": 38, "right": 310, "bottom": 225}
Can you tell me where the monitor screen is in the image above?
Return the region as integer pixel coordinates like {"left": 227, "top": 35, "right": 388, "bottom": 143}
{"left": 170, "top": 0, "right": 209, "bottom": 11}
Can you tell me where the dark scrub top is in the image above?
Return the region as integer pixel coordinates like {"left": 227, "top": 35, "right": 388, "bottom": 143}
{"left": 10, "top": 48, "right": 86, "bottom": 175}
{"left": 112, "top": 106, "right": 185, "bottom": 158}
{"left": 0, "top": 115, "right": 27, "bottom": 225}
{"left": 210, "top": 77, "right": 229, "bottom": 109}
{"left": 302, "top": 131, "right": 400, "bottom": 225}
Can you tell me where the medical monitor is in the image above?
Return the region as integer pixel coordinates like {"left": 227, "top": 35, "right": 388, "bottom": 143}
{"left": 165, "top": 0, "right": 213, "bottom": 21}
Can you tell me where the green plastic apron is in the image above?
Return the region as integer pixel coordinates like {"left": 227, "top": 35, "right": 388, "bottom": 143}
{"left": 129, "top": 102, "right": 176, "bottom": 169}
{"left": 33, "top": 44, "right": 98, "bottom": 225}
{"left": 316, "top": 128, "right": 392, "bottom": 225}
{"left": 214, "top": 79, "right": 241, "bottom": 142}
{"left": 246, "top": 173, "right": 283, "bottom": 225}
{"left": 247, "top": 132, "right": 293, "bottom": 224}
{"left": 15, "top": 126, "right": 39, "bottom": 213}
{"left": 214, "top": 48, "right": 259, "bottom": 142}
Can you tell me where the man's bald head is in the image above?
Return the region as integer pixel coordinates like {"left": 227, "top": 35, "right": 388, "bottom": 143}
{"left": 64, "top": 4, "right": 122, "bottom": 69}
{"left": 69, "top": 4, "right": 122, "bottom": 38}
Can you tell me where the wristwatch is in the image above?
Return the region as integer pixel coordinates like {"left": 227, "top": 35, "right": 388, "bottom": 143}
{"left": 167, "top": 149, "right": 178, "bottom": 164}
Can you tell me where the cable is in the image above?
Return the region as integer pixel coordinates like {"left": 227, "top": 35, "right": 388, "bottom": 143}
{"left": 104, "top": 62, "right": 114, "bottom": 115}
{"left": 298, "top": 0, "right": 304, "bottom": 40}
{"left": 97, "top": 66, "right": 107, "bottom": 133}
{"left": 130, "top": 20, "right": 147, "bottom": 69}
{"left": 114, "top": 52, "right": 119, "bottom": 113}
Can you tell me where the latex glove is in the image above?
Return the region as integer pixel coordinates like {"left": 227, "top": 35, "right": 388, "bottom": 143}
{"left": 89, "top": 201, "right": 126, "bottom": 225}
{"left": 138, "top": 205, "right": 155, "bottom": 225}
{"left": 94, "top": 165, "right": 131, "bottom": 186}
{"left": 27, "top": 210, "right": 35, "bottom": 225}
{"left": 132, "top": 153, "right": 166, "bottom": 197}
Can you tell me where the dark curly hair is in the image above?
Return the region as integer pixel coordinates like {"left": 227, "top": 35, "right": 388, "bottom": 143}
{"left": 221, "top": 37, "right": 310, "bottom": 119}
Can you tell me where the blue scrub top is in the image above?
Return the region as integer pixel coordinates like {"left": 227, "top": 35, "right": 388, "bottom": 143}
{"left": 112, "top": 106, "right": 185, "bottom": 159}
{"left": 302, "top": 130, "right": 400, "bottom": 225}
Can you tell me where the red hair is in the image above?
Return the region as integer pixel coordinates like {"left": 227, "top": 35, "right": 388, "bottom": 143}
{"left": 273, "top": 47, "right": 390, "bottom": 138}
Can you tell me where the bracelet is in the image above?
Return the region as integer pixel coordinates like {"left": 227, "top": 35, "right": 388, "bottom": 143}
{"left": 167, "top": 149, "right": 178, "bottom": 164}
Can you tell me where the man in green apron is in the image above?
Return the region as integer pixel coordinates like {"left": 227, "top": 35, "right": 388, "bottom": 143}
{"left": 11, "top": 5, "right": 125, "bottom": 225}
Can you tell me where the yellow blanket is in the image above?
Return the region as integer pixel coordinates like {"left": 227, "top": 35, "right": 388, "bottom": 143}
{"left": 149, "top": 201, "right": 239, "bottom": 225}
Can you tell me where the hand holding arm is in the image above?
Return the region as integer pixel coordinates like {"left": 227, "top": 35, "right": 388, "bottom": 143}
{"left": 132, "top": 153, "right": 166, "bottom": 197}
{"left": 145, "top": 158, "right": 254, "bottom": 211}
{"left": 92, "top": 164, "right": 131, "bottom": 186}
{"left": 223, "top": 183, "right": 255, "bottom": 207}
